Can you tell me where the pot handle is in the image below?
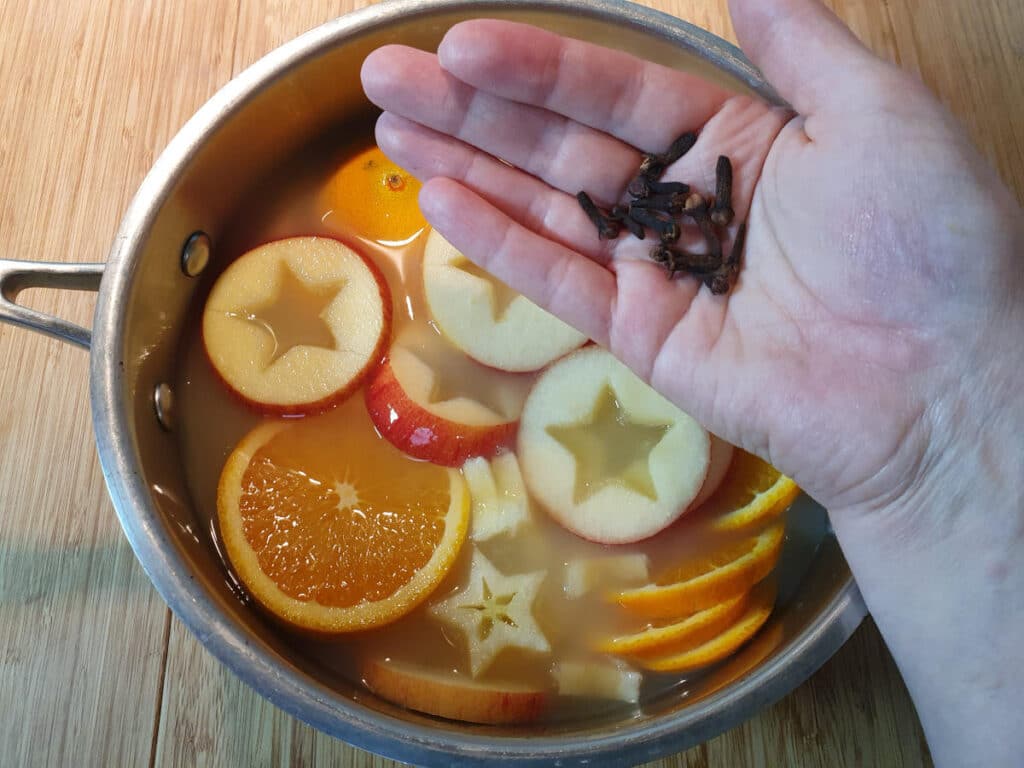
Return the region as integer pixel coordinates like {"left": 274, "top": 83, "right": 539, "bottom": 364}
{"left": 0, "top": 259, "right": 104, "bottom": 350}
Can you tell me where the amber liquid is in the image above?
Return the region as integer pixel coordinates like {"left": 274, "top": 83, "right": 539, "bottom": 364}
{"left": 173, "top": 128, "right": 828, "bottom": 723}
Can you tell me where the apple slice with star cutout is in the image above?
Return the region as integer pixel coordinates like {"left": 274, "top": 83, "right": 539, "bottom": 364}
{"left": 365, "top": 325, "right": 531, "bottom": 466}
{"left": 422, "top": 229, "right": 587, "bottom": 372}
{"left": 203, "top": 236, "right": 391, "bottom": 415}
{"left": 518, "top": 347, "right": 711, "bottom": 544}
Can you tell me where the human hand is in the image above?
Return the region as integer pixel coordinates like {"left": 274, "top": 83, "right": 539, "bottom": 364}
{"left": 361, "top": 2, "right": 1023, "bottom": 522}
{"left": 362, "top": 3, "right": 1024, "bottom": 763}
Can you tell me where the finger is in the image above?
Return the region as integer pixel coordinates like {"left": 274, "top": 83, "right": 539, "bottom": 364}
{"left": 728, "top": 0, "right": 889, "bottom": 115}
{"left": 375, "top": 113, "right": 614, "bottom": 264}
{"left": 417, "top": 177, "right": 616, "bottom": 346}
{"left": 362, "top": 46, "right": 642, "bottom": 204}
{"left": 437, "top": 20, "right": 731, "bottom": 153}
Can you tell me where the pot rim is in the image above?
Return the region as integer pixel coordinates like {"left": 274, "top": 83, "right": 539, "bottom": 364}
{"left": 91, "top": 1, "right": 865, "bottom": 764}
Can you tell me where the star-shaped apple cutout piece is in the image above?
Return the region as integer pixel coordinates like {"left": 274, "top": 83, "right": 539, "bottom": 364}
{"left": 429, "top": 549, "right": 550, "bottom": 677}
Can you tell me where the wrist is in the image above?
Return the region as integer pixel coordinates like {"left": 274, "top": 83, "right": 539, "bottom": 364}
{"left": 828, "top": 331, "right": 1024, "bottom": 767}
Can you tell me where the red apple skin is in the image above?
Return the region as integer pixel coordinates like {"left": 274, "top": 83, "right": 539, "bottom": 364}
{"left": 365, "top": 359, "right": 517, "bottom": 467}
{"left": 362, "top": 659, "right": 548, "bottom": 725}
{"left": 203, "top": 236, "right": 393, "bottom": 417}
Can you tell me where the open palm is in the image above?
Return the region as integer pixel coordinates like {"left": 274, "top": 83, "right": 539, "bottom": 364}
{"left": 361, "top": 7, "right": 1022, "bottom": 514}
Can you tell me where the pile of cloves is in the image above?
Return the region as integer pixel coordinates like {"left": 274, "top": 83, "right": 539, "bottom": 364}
{"left": 576, "top": 132, "right": 745, "bottom": 295}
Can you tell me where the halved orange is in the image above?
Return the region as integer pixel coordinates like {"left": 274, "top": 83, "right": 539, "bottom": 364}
{"left": 217, "top": 399, "right": 469, "bottom": 634}
{"left": 697, "top": 450, "right": 799, "bottom": 534}
{"left": 319, "top": 145, "right": 427, "bottom": 244}
{"left": 632, "top": 580, "right": 777, "bottom": 673}
{"left": 614, "top": 523, "right": 785, "bottom": 619}
{"left": 595, "top": 590, "right": 750, "bottom": 657}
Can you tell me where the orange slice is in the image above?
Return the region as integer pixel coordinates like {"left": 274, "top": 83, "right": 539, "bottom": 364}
{"left": 632, "top": 580, "right": 777, "bottom": 673}
{"left": 319, "top": 145, "right": 427, "bottom": 244}
{"left": 697, "top": 450, "right": 799, "bottom": 534}
{"left": 595, "top": 590, "right": 750, "bottom": 657}
{"left": 217, "top": 400, "right": 469, "bottom": 634}
{"left": 614, "top": 523, "right": 784, "bottom": 619}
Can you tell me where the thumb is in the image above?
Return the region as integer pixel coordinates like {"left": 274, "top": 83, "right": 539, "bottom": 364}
{"left": 729, "top": 0, "right": 889, "bottom": 115}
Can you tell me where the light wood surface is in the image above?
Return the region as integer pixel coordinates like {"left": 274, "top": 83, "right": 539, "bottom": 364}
{"left": 1, "top": 1, "right": 1020, "bottom": 765}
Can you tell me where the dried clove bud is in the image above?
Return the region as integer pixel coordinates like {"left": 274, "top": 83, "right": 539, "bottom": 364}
{"left": 636, "top": 132, "right": 698, "bottom": 181}
{"left": 661, "top": 132, "right": 698, "bottom": 166}
{"left": 627, "top": 177, "right": 690, "bottom": 199}
{"left": 611, "top": 205, "right": 645, "bottom": 239}
{"left": 629, "top": 193, "right": 688, "bottom": 214}
{"left": 704, "top": 221, "right": 746, "bottom": 295}
{"left": 576, "top": 191, "right": 621, "bottom": 240}
{"left": 681, "top": 193, "right": 723, "bottom": 259}
{"left": 710, "top": 156, "right": 735, "bottom": 227}
{"left": 628, "top": 207, "right": 681, "bottom": 243}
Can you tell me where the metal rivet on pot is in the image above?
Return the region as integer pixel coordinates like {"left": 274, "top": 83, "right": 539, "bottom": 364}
{"left": 154, "top": 383, "right": 175, "bottom": 431}
{"left": 181, "top": 231, "right": 211, "bottom": 277}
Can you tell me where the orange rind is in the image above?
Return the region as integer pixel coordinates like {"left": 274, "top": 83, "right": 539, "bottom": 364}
{"left": 632, "top": 580, "right": 777, "bottom": 673}
{"left": 698, "top": 450, "right": 799, "bottom": 533}
{"left": 614, "top": 523, "right": 785, "bottom": 618}
{"left": 596, "top": 590, "right": 750, "bottom": 657}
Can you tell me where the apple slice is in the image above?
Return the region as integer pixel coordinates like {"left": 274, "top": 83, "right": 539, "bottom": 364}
{"left": 690, "top": 436, "right": 735, "bottom": 511}
{"left": 362, "top": 658, "right": 548, "bottom": 724}
{"left": 563, "top": 554, "right": 649, "bottom": 598}
{"left": 422, "top": 229, "right": 587, "bottom": 372}
{"left": 365, "top": 326, "right": 529, "bottom": 466}
{"left": 203, "top": 236, "right": 390, "bottom": 415}
{"left": 552, "top": 660, "right": 642, "bottom": 703}
{"left": 518, "top": 347, "right": 710, "bottom": 544}
{"left": 462, "top": 452, "right": 532, "bottom": 542}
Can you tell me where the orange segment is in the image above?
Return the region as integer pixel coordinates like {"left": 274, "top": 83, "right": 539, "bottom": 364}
{"left": 632, "top": 580, "right": 777, "bottom": 673}
{"left": 595, "top": 590, "right": 750, "bottom": 657}
{"left": 614, "top": 523, "right": 785, "bottom": 618}
{"left": 217, "top": 399, "right": 469, "bottom": 633}
{"left": 697, "top": 450, "right": 799, "bottom": 533}
{"left": 320, "top": 145, "right": 427, "bottom": 244}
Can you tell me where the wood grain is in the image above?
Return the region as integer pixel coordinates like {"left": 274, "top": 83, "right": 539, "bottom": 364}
{"left": 2, "top": 0, "right": 1020, "bottom": 765}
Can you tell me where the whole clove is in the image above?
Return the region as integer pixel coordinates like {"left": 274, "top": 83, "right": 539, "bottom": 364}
{"left": 611, "top": 205, "right": 646, "bottom": 239}
{"left": 652, "top": 245, "right": 722, "bottom": 280}
{"left": 628, "top": 208, "right": 681, "bottom": 243}
{"left": 576, "top": 191, "right": 621, "bottom": 240}
{"left": 629, "top": 193, "right": 687, "bottom": 214}
{"left": 637, "top": 131, "right": 698, "bottom": 181}
{"left": 704, "top": 221, "right": 746, "bottom": 295}
{"left": 574, "top": 131, "right": 745, "bottom": 294}
{"left": 710, "top": 155, "right": 735, "bottom": 227}
{"left": 627, "top": 177, "right": 690, "bottom": 199}
{"left": 662, "top": 131, "right": 699, "bottom": 166}
{"left": 681, "top": 193, "right": 723, "bottom": 260}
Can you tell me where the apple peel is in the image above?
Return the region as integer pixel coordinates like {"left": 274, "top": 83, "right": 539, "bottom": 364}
{"left": 362, "top": 658, "right": 548, "bottom": 724}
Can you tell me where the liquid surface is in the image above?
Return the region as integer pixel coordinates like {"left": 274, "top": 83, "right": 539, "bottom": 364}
{"left": 173, "top": 130, "right": 829, "bottom": 723}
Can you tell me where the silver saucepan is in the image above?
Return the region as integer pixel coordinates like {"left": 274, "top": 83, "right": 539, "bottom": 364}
{"left": 0, "top": 1, "right": 866, "bottom": 764}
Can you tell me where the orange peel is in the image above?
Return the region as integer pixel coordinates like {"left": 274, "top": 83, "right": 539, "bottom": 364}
{"left": 614, "top": 523, "right": 785, "bottom": 619}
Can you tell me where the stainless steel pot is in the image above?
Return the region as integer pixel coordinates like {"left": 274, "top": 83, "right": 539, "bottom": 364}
{"left": 0, "top": 1, "right": 866, "bottom": 764}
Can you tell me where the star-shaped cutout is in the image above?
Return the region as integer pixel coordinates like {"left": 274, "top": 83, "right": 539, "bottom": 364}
{"left": 429, "top": 549, "right": 549, "bottom": 677}
{"left": 451, "top": 257, "right": 521, "bottom": 321}
{"left": 240, "top": 264, "right": 343, "bottom": 367}
{"left": 546, "top": 385, "right": 671, "bottom": 504}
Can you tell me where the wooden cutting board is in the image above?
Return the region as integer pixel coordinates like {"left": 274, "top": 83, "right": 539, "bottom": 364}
{"left": 3, "top": 0, "right": 1020, "bottom": 764}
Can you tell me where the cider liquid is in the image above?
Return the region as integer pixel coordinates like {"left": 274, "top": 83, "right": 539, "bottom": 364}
{"left": 173, "top": 128, "right": 828, "bottom": 723}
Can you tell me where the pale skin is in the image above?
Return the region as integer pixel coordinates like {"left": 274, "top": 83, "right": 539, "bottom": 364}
{"left": 360, "top": 0, "right": 1024, "bottom": 764}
